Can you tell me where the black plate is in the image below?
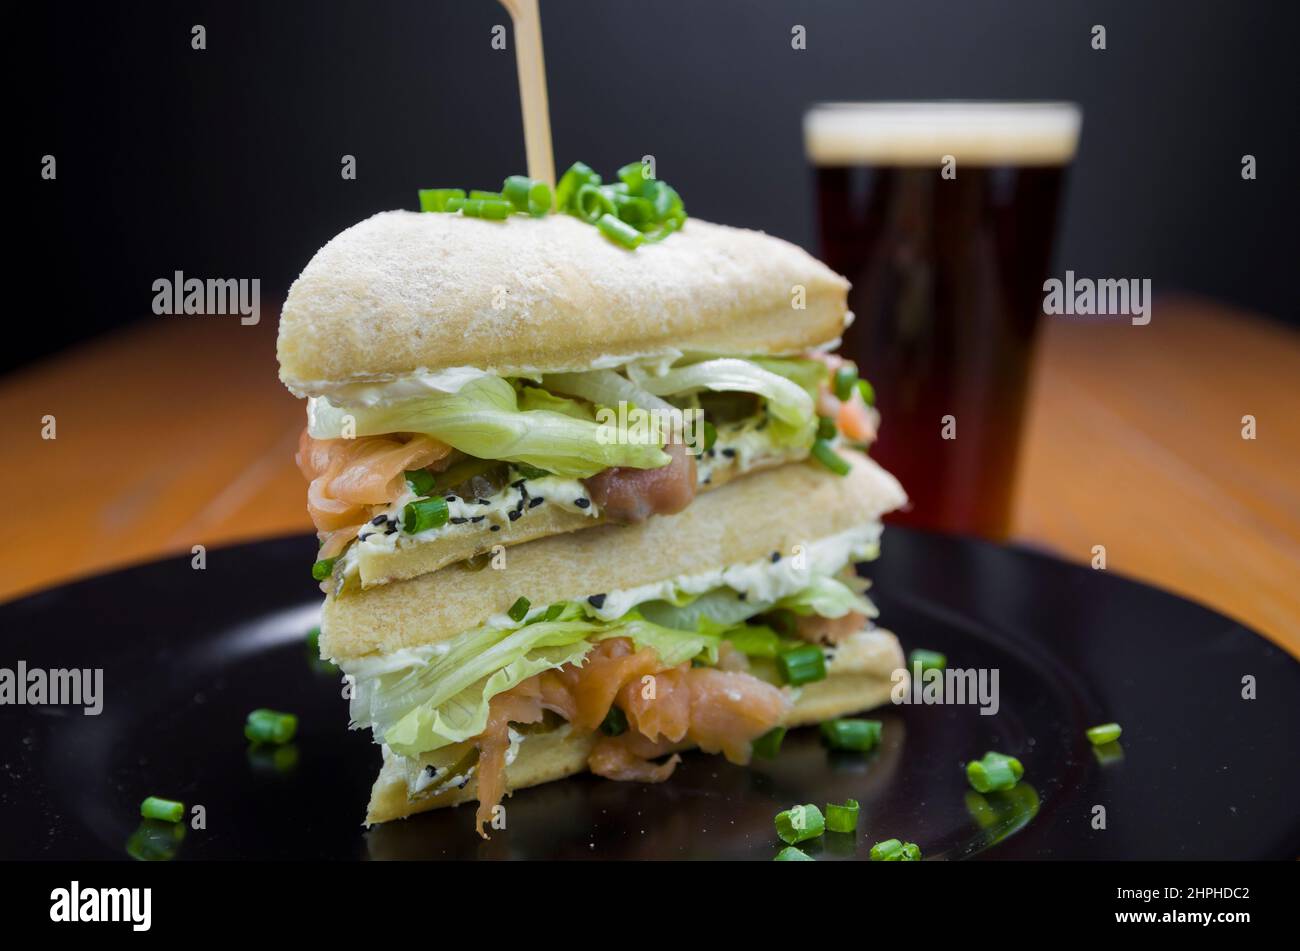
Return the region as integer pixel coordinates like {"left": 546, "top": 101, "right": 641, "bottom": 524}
{"left": 3, "top": 529, "right": 1297, "bottom": 860}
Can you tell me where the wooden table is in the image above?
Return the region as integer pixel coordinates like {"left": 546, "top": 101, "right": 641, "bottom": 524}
{"left": 2, "top": 296, "right": 1296, "bottom": 655}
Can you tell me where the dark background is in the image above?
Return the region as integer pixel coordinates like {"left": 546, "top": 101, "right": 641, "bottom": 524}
{"left": 18, "top": 0, "right": 1298, "bottom": 374}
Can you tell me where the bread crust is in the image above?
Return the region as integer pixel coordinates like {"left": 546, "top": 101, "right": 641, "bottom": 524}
{"left": 364, "top": 647, "right": 904, "bottom": 825}
{"left": 322, "top": 451, "right": 906, "bottom": 661}
{"left": 277, "top": 212, "right": 850, "bottom": 395}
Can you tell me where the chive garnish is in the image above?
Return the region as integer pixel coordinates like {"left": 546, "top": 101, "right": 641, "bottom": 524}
{"left": 825, "top": 799, "right": 860, "bottom": 833}
{"left": 555, "top": 161, "right": 599, "bottom": 211}
{"left": 870, "top": 838, "right": 921, "bottom": 861}
{"left": 1086, "top": 722, "right": 1122, "bottom": 745}
{"left": 778, "top": 643, "right": 826, "bottom": 686}
{"left": 502, "top": 175, "right": 553, "bottom": 216}
{"left": 596, "top": 213, "right": 645, "bottom": 249}
{"left": 507, "top": 596, "right": 531, "bottom": 623}
{"left": 833, "top": 363, "right": 859, "bottom": 401}
{"left": 245, "top": 708, "right": 298, "bottom": 745}
{"left": 909, "top": 648, "right": 947, "bottom": 672}
{"left": 402, "top": 496, "right": 450, "bottom": 534}
{"left": 965, "top": 751, "right": 1024, "bottom": 793}
{"left": 811, "top": 439, "right": 851, "bottom": 476}
{"left": 820, "top": 718, "right": 882, "bottom": 752}
{"left": 468, "top": 189, "right": 505, "bottom": 201}
{"left": 512, "top": 462, "right": 552, "bottom": 480}
{"left": 816, "top": 415, "right": 838, "bottom": 441}
{"left": 752, "top": 726, "right": 787, "bottom": 759}
{"left": 773, "top": 846, "right": 815, "bottom": 862}
{"left": 404, "top": 468, "right": 438, "bottom": 497}
{"left": 599, "top": 706, "right": 627, "bottom": 737}
{"left": 140, "top": 796, "right": 185, "bottom": 823}
{"left": 857, "top": 378, "right": 876, "bottom": 406}
{"left": 417, "top": 188, "right": 465, "bottom": 212}
{"left": 575, "top": 184, "right": 617, "bottom": 224}
{"left": 702, "top": 420, "right": 718, "bottom": 452}
{"left": 310, "top": 558, "right": 336, "bottom": 581}
{"left": 775, "top": 803, "right": 825, "bottom": 844}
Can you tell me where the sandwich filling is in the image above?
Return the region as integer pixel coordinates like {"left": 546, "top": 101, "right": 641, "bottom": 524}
{"left": 336, "top": 522, "right": 886, "bottom": 835}
{"left": 299, "top": 353, "right": 878, "bottom": 588}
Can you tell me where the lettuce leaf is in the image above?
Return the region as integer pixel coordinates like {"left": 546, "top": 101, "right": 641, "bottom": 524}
{"left": 771, "top": 576, "right": 877, "bottom": 619}
{"left": 309, "top": 373, "right": 668, "bottom": 478}
{"left": 630, "top": 358, "right": 816, "bottom": 446}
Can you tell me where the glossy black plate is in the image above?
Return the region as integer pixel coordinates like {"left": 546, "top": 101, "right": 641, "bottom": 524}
{"left": 2, "top": 529, "right": 1297, "bottom": 860}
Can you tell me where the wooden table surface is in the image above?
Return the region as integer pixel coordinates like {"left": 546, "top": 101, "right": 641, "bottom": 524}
{"left": 2, "top": 296, "right": 1296, "bottom": 654}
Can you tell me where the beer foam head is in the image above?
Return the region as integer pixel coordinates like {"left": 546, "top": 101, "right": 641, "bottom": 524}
{"left": 804, "top": 102, "right": 1081, "bottom": 166}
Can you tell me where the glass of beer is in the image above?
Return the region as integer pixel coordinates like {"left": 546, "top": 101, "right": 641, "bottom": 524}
{"left": 805, "top": 102, "right": 1081, "bottom": 540}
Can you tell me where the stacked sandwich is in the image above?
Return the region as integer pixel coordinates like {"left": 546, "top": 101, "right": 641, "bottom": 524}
{"left": 278, "top": 198, "right": 907, "bottom": 836}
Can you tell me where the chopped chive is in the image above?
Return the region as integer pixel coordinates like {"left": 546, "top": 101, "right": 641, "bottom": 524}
{"left": 596, "top": 213, "right": 644, "bottom": 249}
{"left": 833, "top": 363, "right": 859, "bottom": 401}
{"left": 965, "top": 751, "right": 1024, "bottom": 793}
{"left": 1086, "top": 722, "right": 1123, "bottom": 746}
{"left": 512, "top": 462, "right": 552, "bottom": 480}
{"left": 404, "top": 468, "right": 438, "bottom": 497}
{"left": 774, "top": 846, "right": 815, "bottom": 861}
{"left": 778, "top": 643, "right": 826, "bottom": 686}
{"left": 725, "top": 624, "right": 782, "bottom": 658}
{"left": 462, "top": 198, "right": 513, "bottom": 220}
{"left": 816, "top": 415, "right": 838, "bottom": 441}
{"left": 825, "top": 798, "right": 860, "bottom": 833}
{"left": 503, "top": 175, "right": 552, "bottom": 216}
{"left": 543, "top": 602, "right": 566, "bottom": 622}
{"left": 306, "top": 626, "right": 321, "bottom": 652}
{"left": 820, "top": 718, "right": 882, "bottom": 752}
{"left": 573, "top": 184, "right": 617, "bottom": 224}
{"left": 702, "top": 420, "right": 717, "bottom": 452}
{"left": 418, "top": 188, "right": 466, "bottom": 212}
{"left": 617, "top": 161, "right": 652, "bottom": 193}
{"left": 612, "top": 193, "right": 655, "bottom": 228}
{"left": 445, "top": 197, "right": 466, "bottom": 212}
{"left": 140, "top": 796, "right": 185, "bottom": 823}
{"left": 752, "top": 726, "right": 787, "bottom": 759}
{"left": 555, "top": 161, "right": 600, "bottom": 212}
{"left": 245, "top": 708, "right": 298, "bottom": 745}
{"left": 599, "top": 706, "right": 627, "bottom": 736}
{"left": 507, "top": 596, "right": 531, "bottom": 623}
{"left": 811, "top": 439, "right": 851, "bottom": 476}
{"left": 909, "top": 648, "right": 947, "bottom": 672}
{"left": 468, "top": 189, "right": 505, "bottom": 201}
{"left": 857, "top": 378, "right": 876, "bottom": 406}
{"left": 870, "top": 838, "right": 922, "bottom": 861}
{"left": 775, "top": 803, "right": 825, "bottom": 844}
{"left": 402, "top": 496, "right": 450, "bottom": 534}
{"left": 310, "top": 558, "right": 336, "bottom": 581}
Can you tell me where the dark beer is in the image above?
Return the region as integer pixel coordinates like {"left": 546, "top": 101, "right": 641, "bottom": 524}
{"left": 807, "top": 103, "right": 1080, "bottom": 539}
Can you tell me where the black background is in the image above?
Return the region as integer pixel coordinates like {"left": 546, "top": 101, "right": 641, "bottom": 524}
{"left": 18, "top": 0, "right": 1299, "bottom": 373}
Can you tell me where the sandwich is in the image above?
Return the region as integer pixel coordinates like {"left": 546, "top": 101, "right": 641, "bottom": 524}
{"left": 323, "top": 449, "right": 905, "bottom": 833}
{"left": 278, "top": 183, "right": 879, "bottom": 592}
{"left": 278, "top": 163, "right": 906, "bottom": 836}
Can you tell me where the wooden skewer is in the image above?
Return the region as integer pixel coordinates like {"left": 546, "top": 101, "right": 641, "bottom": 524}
{"left": 497, "top": 0, "right": 555, "bottom": 188}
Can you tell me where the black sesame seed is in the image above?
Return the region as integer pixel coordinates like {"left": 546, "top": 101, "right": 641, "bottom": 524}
{"left": 770, "top": 551, "right": 781, "bottom": 562}
{"left": 587, "top": 593, "right": 607, "bottom": 609}
{"left": 457, "top": 779, "right": 469, "bottom": 790}
{"left": 444, "top": 495, "right": 458, "bottom": 502}
{"left": 529, "top": 496, "right": 544, "bottom": 508}
{"left": 450, "top": 517, "right": 468, "bottom": 525}
{"left": 490, "top": 524, "right": 501, "bottom": 532}
{"left": 722, "top": 448, "right": 736, "bottom": 458}
{"left": 477, "top": 498, "right": 491, "bottom": 506}
{"left": 508, "top": 510, "right": 521, "bottom": 521}
{"left": 371, "top": 515, "right": 388, "bottom": 526}
{"left": 703, "top": 476, "right": 712, "bottom": 485}
{"left": 470, "top": 515, "right": 485, "bottom": 523}
{"left": 358, "top": 534, "right": 371, "bottom": 542}
{"left": 574, "top": 497, "right": 591, "bottom": 509}
{"left": 738, "top": 592, "right": 748, "bottom": 601}
{"left": 510, "top": 479, "right": 526, "bottom": 489}
{"left": 424, "top": 765, "right": 438, "bottom": 778}
{"left": 706, "top": 449, "right": 716, "bottom": 458}
{"left": 385, "top": 526, "right": 397, "bottom": 535}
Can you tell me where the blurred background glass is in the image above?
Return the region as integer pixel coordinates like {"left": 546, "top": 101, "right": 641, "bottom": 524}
{"left": 807, "top": 102, "right": 1080, "bottom": 539}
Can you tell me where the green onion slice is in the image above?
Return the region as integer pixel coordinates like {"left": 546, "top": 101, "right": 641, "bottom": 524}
{"left": 1086, "top": 722, "right": 1122, "bottom": 746}
{"left": 965, "top": 751, "right": 1024, "bottom": 793}
{"left": 418, "top": 188, "right": 466, "bottom": 212}
{"left": 311, "top": 558, "right": 336, "bottom": 582}
{"left": 468, "top": 189, "right": 504, "bottom": 201}
{"left": 503, "top": 175, "right": 553, "bottom": 216}
{"left": 773, "top": 846, "right": 815, "bottom": 861}
{"left": 404, "top": 468, "right": 437, "bottom": 497}
{"left": 777, "top": 643, "right": 826, "bottom": 686}
{"left": 825, "top": 799, "right": 860, "bottom": 833}
{"left": 575, "top": 184, "right": 617, "bottom": 224}
{"left": 140, "top": 796, "right": 185, "bottom": 823}
{"left": 775, "top": 803, "right": 826, "bottom": 844}
{"left": 811, "top": 439, "right": 851, "bottom": 475}
{"left": 820, "top": 718, "right": 882, "bottom": 752}
{"left": 599, "top": 706, "right": 628, "bottom": 736}
{"left": 816, "top": 415, "right": 838, "bottom": 441}
{"left": 402, "top": 496, "right": 450, "bottom": 534}
{"left": 857, "top": 378, "right": 876, "bottom": 406}
{"left": 555, "top": 161, "right": 600, "bottom": 212}
{"left": 507, "top": 596, "right": 531, "bottom": 622}
{"left": 244, "top": 708, "right": 298, "bottom": 745}
{"left": 596, "top": 213, "right": 644, "bottom": 249}
{"left": 833, "top": 364, "right": 859, "bottom": 401}
{"left": 752, "top": 726, "right": 787, "bottom": 759}
{"left": 909, "top": 648, "right": 947, "bottom": 672}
